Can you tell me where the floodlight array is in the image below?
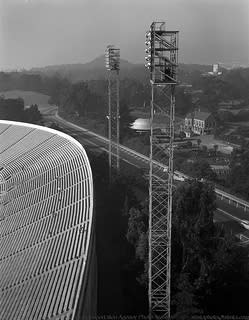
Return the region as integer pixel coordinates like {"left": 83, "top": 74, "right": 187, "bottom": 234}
{"left": 145, "top": 31, "right": 153, "bottom": 70}
{"left": 145, "top": 22, "right": 178, "bottom": 84}
{"left": 105, "top": 45, "right": 120, "bottom": 71}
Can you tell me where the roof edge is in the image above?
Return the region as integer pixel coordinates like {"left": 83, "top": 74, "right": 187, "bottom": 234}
{"left": 0, "top": 120, "right": 84, "bottom": 153}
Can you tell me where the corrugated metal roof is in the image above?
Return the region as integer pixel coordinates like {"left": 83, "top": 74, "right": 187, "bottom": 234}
{"left": 0, "top": 120, "right": 94, "bottom": 320}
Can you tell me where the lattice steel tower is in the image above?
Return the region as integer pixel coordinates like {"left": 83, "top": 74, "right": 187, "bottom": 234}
{"left": 105, "top": 45, "right": 120, "bottom": 181}
{"left": 145, "top": 21, "right": 179, "bottom": 319}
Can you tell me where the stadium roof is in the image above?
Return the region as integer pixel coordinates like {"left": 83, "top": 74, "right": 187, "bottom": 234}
{"left": 0, "top": 120, "right": 94, "bottom": 320}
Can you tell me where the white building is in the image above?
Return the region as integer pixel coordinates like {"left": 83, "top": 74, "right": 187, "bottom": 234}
{"left": 184, "top": 111, "right": 216, "bottom": 136}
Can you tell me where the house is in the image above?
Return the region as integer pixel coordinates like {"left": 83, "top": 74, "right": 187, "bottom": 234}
{"left": 184, "top": 111, "right": 216, "bottom": 135}
{"left": 210, "top": 164, "right": 230, "bottom": 177}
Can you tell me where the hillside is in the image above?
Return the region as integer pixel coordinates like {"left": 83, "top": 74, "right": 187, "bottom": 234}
{"left": 30, "top": 55, "right": 149, "bottom": 83}
{"left": 30, "top": 55, "right": 214, "bottom": 83}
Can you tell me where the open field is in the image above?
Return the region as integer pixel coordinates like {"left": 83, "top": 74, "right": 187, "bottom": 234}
{"left": 193, "top": 134, "right": 234, "bottom": 154}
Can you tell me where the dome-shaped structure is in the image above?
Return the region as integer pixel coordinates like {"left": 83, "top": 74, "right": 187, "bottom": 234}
{"left": 130, "top": 118, "right": 150, "bottom": 131}
{"left": 130, "top": 116, "right": 169, "bottom": 132}
{"left": 0, "top": 120, "right": 96, "bottom": 320}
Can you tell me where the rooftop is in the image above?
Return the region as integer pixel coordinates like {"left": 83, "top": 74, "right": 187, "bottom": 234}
{"left": 186, "top": 111, "right": 211, "bottom": 121}
{"left": 0, "top": 120, "right": 94, "bottom": 319}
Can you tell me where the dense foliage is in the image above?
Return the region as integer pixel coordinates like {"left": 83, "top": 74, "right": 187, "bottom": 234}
{"left": 126, "top": 181, "right": 249, "bottom": 318}
{"left": 1, "top": 65, "right": 249, "bottom": 119}
{"left": 226, "top": 149, "right": 249, "bottom": 199}
{"left": 85, "top": 146, "right": 249, "bottom": 317}
{"left": 0, "top": 72, "right": 70, "bottom": 98}
{"left": 181, "top": 159, "right": 217, "bottom": 181}
{"left": 88, "top": 151, "right": 148, "bottom": 316}
{"left": 0, "top": 71, "right": 193, "bottom": 118}
{"left": 0, "top": 97, "right": 41, "bottom": 124}
{"left": 24, "top": 104, "right": 42, "bottom": 123}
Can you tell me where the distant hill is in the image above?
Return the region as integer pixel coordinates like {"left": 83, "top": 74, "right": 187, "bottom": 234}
{"left": 30, "top": 55, "right": 149, "bottom": 83}
{"left": 30, "top": 55, "right": 213, "bottom": 83}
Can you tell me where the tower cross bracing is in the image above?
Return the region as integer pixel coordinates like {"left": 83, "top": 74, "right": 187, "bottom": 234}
{"left": 146, "top": 21, "right": 179, "bottom": 320}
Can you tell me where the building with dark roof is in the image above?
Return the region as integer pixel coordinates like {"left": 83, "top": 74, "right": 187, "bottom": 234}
{"left": 0, "top": 120, "right": 96, "bottom": 320}
{"left": 184, "top": 111, "right": 216, "bottom": 136}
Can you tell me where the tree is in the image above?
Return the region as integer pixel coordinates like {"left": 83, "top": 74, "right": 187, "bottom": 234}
{"left": 227, "top": 149, "right": 249, "bottom": 199}
{"left": 119, "top": 99, "right": 133, "bottom": 142}
{"left": 201, "top": 145, "right": 208, "bottom": 153}
{"left": 0, "top": 97, "right": 25, "bottom": 121}
{"left": 182, "top": 159, "right": 217, "bottom": 181}
{"left": 213, "top": 144, "right": 218, "bottom": 156}
{"left": 200, "top": 229, "right": 249, "bottom": 315}
{"left": 197, "top": 138, "right": 201, "bottom": 150}
{"left": 172, "top": 273, "right": 203, "bottom": 319}
{"left": 172, "top": 181, "right": 215, "bottom": 271}
{"left": 175, "top": 88, "right": 192, "bottom": 116}
{"left": 24, "top": 104, "right": 41, "bottom": 124}
{"left": 126, "top": 207, "right": 145, "bottom": 245}
{"left": 172, "top": 180, "right": 249, "bottom": 316}
{"left": 125, "top": 178, "right": 249, "bottom": 317}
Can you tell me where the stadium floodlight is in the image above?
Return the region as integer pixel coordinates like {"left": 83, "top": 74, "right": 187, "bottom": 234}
{"left": 145, "top": 29, "right": 154, "bottom": 71}
{"left": 146, "top": 21, "right": 179, "bottom": 320}
{"left": 146, "top": 31, "right": 151, "bottom": 39}
{"left": 105, "top": 45, "right": 120, "bottom": 71}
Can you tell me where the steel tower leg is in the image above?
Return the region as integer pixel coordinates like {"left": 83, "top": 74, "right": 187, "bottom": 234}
{"left": 146, "top": 22, "right": 178, "bottom": 320}
{"left": 149, "top": 85, "right": 175, "bottom": 320}
{"left": 105, "top": 46, "right": 120, "bottom": 183}
{"left": 148, "top": 82, "right": 154, "bottom": 318}
{"left": 108, "top": 74, "right": 112, "bottom": 183}
{"left": 116, "top": 70, "right": 120, "bottom": 171}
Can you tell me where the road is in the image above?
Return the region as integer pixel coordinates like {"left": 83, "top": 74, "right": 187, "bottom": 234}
{"left": 45, "top": 111, "right": 249, "bottom": 243}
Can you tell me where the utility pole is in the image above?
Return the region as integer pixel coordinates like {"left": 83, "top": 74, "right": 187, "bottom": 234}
{"left": 145, "top": 21, "right": 179, "bottom": 320}
{"left": 105, "top": 45, "right": 120, "bottom": 182}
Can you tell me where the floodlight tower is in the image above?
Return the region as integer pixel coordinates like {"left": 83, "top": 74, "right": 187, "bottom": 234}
{"left": 105, "top": 45, "right": 120, "bottom": 182}
{"left": 145, "top": 21, "right": 179, "bottom": 320}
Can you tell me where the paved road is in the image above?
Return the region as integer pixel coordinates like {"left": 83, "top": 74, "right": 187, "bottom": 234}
{"left": 47, "top": 112, "right": 249, "bottom": 242}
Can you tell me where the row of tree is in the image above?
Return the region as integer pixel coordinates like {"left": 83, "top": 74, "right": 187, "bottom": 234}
{"left": 181, "top": 148, "right": 249, "bottom": 201}
{"left": 0, "top": 97, "right": 41, "bottom": 124}
{"left": 0, "top": 71, "right": 193, "bottom": 117}
{"left": 0, "top": 72, "right": 70, "bottom": 98}
{"left": 2, "top": 66, "right": 249, "bottom": 123}
{"left": 192, "top": 68, "right": 249, "bottom": 102}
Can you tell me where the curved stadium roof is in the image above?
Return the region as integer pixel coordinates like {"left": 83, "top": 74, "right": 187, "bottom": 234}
{"left": 0, "top": 120, "right": 94, "bottom": 320}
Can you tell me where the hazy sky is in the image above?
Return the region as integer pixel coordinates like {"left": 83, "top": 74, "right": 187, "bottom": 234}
{"left": 0, "top": 0, "right": 249, "bottom": 69}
